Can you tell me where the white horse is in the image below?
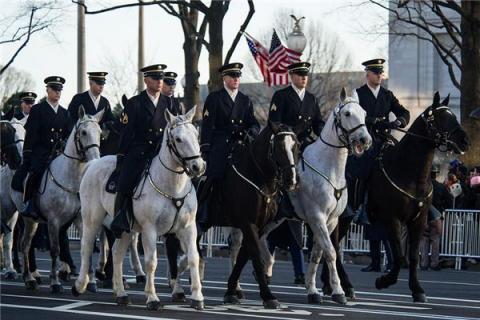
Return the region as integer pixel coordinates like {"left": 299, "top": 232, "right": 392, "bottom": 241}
{"left": 0, "top": 117, "right": 26, "bottom": 279}
{"left": 258, "top": 88, "right": 372, "bottom": 304}
{"left": 11, "top": 106, "right": 104, "bottom": 293}
{"left": 73, "top": 107, "right": 206, "bottom": 311}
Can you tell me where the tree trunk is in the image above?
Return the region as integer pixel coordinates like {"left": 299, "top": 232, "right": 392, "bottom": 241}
{"left": 459, "top": 1, "right": 480, "bottom": 166}
{"left": 207, "top": 2, "right": 225, "bottom": 93}
{"left": 181, "top": 6, "right": 200, "bottom": 111}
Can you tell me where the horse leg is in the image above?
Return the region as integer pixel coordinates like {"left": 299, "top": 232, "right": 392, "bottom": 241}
{"left": 13, "top": 219, "right": 23, "bottom": 273}
{"left": 407, "top": 219, "right": 427, "bottom": 303}
{"left": 58, "top": 225, "right": 74, "bottom": 282}
{"left": 242, "top": 223, "right": 279, "bottom": 309}
{"left": 4, "top": 212, "right": 19, "bottom": 280}
{"left": 258, "top": 219, "right": 284, "bottom": 282}
{"left": 165, "top": 234, "right": 181, "bottom": 292}
{"left": 95, "top": 228, "right": 108, "bottom": 280}
{"left": 224, "top": 243, "right": 249, "bottom": 304}
{"left": 46, "top": 221, "right": 63, "bottom": 293}
{"left": 73, "top": 210, "right": 103, "bottom": 296}
{"left": 129, "top": 232, "right": 146, "bottom": 284}
{"left": 22, "top": 219, "right": 39, "bottom": 290}
{"left": 375, "top": 218, "right": 403, "bottom": 290}
{"left": 228, "top": 227, "right": 245, "bottom": 297}
{"left": 138, "top": 226, "right": 161, "bottom": 311}
{"left": 112, "top": 231, "right": 132, "bottom": 306}
{"left": 177, "top": 224, "right": 204, "bottom": 310}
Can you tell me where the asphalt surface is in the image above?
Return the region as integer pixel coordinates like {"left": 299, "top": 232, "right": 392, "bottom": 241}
{"left": 1, "top": 250, "right": 480, "bottom": 320}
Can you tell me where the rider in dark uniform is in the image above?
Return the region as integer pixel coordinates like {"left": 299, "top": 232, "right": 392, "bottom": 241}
{"left": 159, "top": 71, "right": 183, "bottom": 115}
{"left": 110, "top": 64, "right": 174, "bottom": 238}
{"left": 347, "top": 59, "right": 410, "bottom": 272}
{"left": 13, "top": 76, "right": 71, "bottom": 220}
{"left": 68, "top": 72, "right": 115, "bottom": 128}
{"left": 197, "top": 62, "right": 260, "bottom": 228}
{"left": 14, "top": 92, "right": 37, "bottom": 120}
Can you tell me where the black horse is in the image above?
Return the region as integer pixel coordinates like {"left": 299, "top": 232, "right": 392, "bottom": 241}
{"left": 322, "top": 92, "right": 469, "bottom": 302}
{"left": 168, "top": 122, "right": 300, "bottom": 308}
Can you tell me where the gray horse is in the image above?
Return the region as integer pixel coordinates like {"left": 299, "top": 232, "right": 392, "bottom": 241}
{"left": 11, "top": 106, "right": 104, "bottom": 293}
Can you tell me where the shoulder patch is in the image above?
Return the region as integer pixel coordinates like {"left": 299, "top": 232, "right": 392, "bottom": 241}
{"left": 204, "top": 109, "right": 209, "bottom": 117}
{"left": 271, "top": 103, "right": 277, "bottom": 112}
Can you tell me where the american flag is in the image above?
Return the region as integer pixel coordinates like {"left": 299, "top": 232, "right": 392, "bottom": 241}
{"left": 269, "top": 29, "right": 302, "bottom": 73}
{"left": 246, "top": 31, "right": 302, "bottom": 86}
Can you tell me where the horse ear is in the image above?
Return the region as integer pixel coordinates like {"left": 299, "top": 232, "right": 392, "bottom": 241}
{"left": 269, "top": 120, "right": 281, "bottom": 134}
{"left": 441, "top": 93, "right": 450, "bottom": 106}
{"left": 78, "top": 105, "right": 86, "bottom": 120}
{"left": 164, "top": 108, "right": 175, "bottom": 124}
{"left": 2, "top": 106, "right": 14, "bottom": 121}
{"left": 94, "top": 108, "right": 105, "bottom": 123}
{"left": 433, "top": 92, "right": 440, "bottom": 108}
{"left": 121, "top": 94, "right": 128, "bottom": 108}
{"left": 185, "top": 105, "right": 196, "bottom": 122}
{"left": 340, "top": 87, "right": 347, "bottom": 103}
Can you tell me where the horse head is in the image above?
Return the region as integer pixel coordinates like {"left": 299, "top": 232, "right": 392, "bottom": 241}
{"left": 268, "top": 121, "right": 300, "bottom": 191}
{"left": 0, "top": 121, "right": 22, "bottom": 169}
{"left": 422, "top": 92, "right": 469, "bottom": 154}
{"left": 331, "top": 87, "right": 372, "bottom": 157}
{"left": 164, "top": 106, "right": 205, "bottom": 177}
{"left": 10, "top": 118, "right": 26, "bottom": 154}
{"left": 66, "top": 105, "right": 103, "bottom": 162}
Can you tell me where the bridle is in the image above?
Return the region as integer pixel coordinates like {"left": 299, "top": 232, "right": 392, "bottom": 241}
{"left": 320, "top": 99, "right": 366, "bottom": 153}
{"left": 63, "top": 118, "right": 100, "bottom": 162}
{"left": 159, "top": 120, "right": 202, "bottom": 176}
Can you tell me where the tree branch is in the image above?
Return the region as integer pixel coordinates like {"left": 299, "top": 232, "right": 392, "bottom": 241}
{"left": 71, "top": 0, "right": 208, "bottom": 15}
{"left": 224, "top": 0, "right": 255, "bottom": 64}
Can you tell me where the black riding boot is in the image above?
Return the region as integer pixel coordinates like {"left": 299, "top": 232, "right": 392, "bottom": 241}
{"left": 110, "top": 192, "right": 132, "bottom": 239}
{"left": 353, "top": 179, "right": 370, "bottom": 226}
{"left": 20, "top": 175, "right": 41, "bottom": 220}
{"left": 197, "top": 178, "right": 214, "bottom": 231}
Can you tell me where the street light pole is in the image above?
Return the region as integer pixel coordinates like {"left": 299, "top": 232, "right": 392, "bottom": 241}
{"left": 137, "top": 0, "right": 145, "bottom": 93}
{"left": 287, "top": 15, "right": 307, "bottom": 54}
{"left": 77, "top": 0, "right": 86, "bottom": 92}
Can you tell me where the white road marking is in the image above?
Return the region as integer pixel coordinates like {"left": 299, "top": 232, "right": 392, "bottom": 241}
{"left": 53, "top": 301, "right": 92, "bottom": 310}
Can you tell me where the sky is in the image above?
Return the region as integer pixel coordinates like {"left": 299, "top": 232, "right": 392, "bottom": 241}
{"left": 0, "top": 0, "right": 388, "bottom": 105}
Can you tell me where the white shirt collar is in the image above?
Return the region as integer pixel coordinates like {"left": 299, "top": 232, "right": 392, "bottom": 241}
{"left": 367, "top": 83, "right": 381, "bottom": 99}
{"left": 88, "top": 90, "right": 101, "bottom": 109}
{"left": 224, "top": 85, "right": 238, "bottom": 102}
{"left": 291, "top": 83, "right": 306, "bottom": 101}
{"left": 147, "top": 90, "right": 160, "bottom": 107}
{"left": 47, "top": 99, "right": 59, "bottom": 113}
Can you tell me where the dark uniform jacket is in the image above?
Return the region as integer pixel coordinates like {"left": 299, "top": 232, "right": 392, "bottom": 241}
{"left": 117, "top": 90, "right": 180, "bottom": 194}
{"left": 68, "top": 91, "right": 115, "bottom": 126}
{"left": 159, "top": 94, "right": 183, "bottom": 118}
{"left": 13, "top": 108, "right": 28, "bottom": 120}
{"left": 11, "top": 100, "right": 71, "bottom": 192}
{"left": 268, "top": 85, "right": 323, "bottom": 149}
{"left": 200, "top": 88, "right": 260, "bottom": 178}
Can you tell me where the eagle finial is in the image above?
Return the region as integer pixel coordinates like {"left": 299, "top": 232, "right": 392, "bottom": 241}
{"left": 290, "top": 15, "right": 305, "bottom": 30}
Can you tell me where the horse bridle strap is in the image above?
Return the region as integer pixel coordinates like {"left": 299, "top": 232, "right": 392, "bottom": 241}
{"left": 64, "top": 119, "right": 100, "bottom": 162}
{"left": 147, "top": 173, "right": 193, "bottom": 233}
{"left": 378, "top": 157, "right": 433, "bottom": 213}
{"left": 231, "top": 164, "right": 277, "bottom": 203}
{"left": 301, "top": 157, "right": 346, "bottom": 201}
{"left": 47, "top": 166, "right": 79, "bottom": 196}
{"left": 166, "top": 121, "right": 201, "bottom": 175}
{"left": 323, "top": 101, "right": 366, "bottom": 150}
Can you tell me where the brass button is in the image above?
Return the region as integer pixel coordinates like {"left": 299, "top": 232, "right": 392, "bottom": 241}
{"left": 298, "top": 115, "right": 302, "bottom": 119}
{"left": 159, "top": 128, "right": 163, "bottom": 132}
{"left": 308, "top": 116, "right": 311, "bottom": 120}
{"left": 50, "top": 139, "right": 54, "bottom": 142}
{"left": 149, "top": 141, "right": 153, "bottom": 144}
{"left": 149, "top": 129, "right": 152, "bottom": 132}
{"left": 239, "top": 120, "right": 243, "bottom": 124}
{"left": 51, "top": 128, "right": 55, "bottom": 132}
{"left": 59, "top": 128, "right": 62, "bottom": 132}
{"left": 231, "top": 120, "right": 234, "bottom": 123}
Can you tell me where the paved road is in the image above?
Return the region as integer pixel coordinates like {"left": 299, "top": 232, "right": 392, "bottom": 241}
{"left": 2, "top": 251, "right": 480, "bottom": 320}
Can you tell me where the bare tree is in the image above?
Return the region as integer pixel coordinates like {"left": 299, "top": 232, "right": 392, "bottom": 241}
{"left": 245, "top": 9, "right": 356, "bottom": 123}
{"left": 101, "top": 49, "right": 137, "bottom": 106}
{"left": 0, "top": 1, "right": 62, "bottom": 77}
{"left": 71, "top": 0, "right": 255, "bottom": 110}
{"left": 0, "top": 66, "right": 35, "bottom": 112}
{"left": 369, "top": 0, "right": 480, "bottom": 166}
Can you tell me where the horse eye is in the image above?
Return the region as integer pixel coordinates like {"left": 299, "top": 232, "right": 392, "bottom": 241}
{"left": 345, "top": 111, "right": 351, "bottom": 117}
{"left": 81, "top": 130, "right": 87, "bottom": 136}
{"left": 175, "top": 137, "right": 182, "bottom": 143}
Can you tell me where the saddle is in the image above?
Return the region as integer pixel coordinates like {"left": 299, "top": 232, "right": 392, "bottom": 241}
{"left": 105, "top": 169, "right": 119, "bottom": 194}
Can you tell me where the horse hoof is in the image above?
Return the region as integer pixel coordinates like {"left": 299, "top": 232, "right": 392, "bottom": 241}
{"left": 116, "top": 295, "right": 131, "bottom": 306}
{"left": 5, "top": 271, "right": 17, "bottom": 280}
{"left": 95, "top": 269, "right": 106, "bottom": 281}
{"left": 25, "top": 280, "right": 39, "bottom": 290}
{"left": 102, "top": 279, "right": 113, "bottom": 288}
{"left": 375, "top": 277, "right": 385, "bottom": 290}
{"left": 136, "top": 275, "right": 146, "bottom": 284}
{"left": 322, "top": 286, "right": 332, "bottom": 296}
{"left": 191, "top": 300, "right": 204, "bottom": 310}
{"left": 332, "top": 294, "right": 347, "bottom": 305}
{"left": 58, "top": 270, "right": 70, "bottom": 282}
{"left": 172, "top": 292, "right": 186, "bottom": 303}
{"left": 50, "top": 284, "right": 64, "bottom": 294}
{"left": 307, "top": 293, "right": 322, "bottom": 304}
{"left": 235, "top": 290, "right": 245, "bottom": 300}
{"left": 345, "top": 287, "right": 356, "bottom": 300}
{"left": 223, "top": 294, "right": 240, "bottom": 304}
{"left": 413, "top": 293, "right": 427, "bottom": 303}
{"left": 263, "top": 299, "right": 281, "bottom": 309}
{"left": 86, "top": 282, "right": 97, "bottom": 293}
{"left": 146, "top": 300, "right": 162, "bottom": 311}
{"left": 71, "top": 285, "right": 80, "bottom": 297}
{"left": 35, "top": 276, "right": 42, "bottom": 285}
